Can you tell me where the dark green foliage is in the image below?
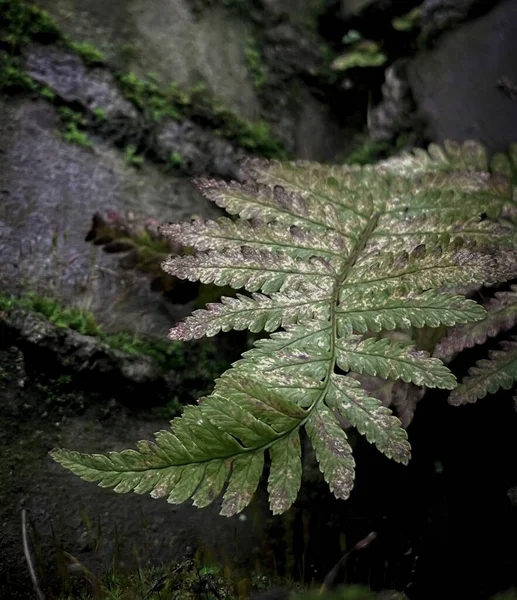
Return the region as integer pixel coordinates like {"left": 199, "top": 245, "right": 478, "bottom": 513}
{"left": 392, "top": 6, "right": 422, "bottom": 32}
{"left": 344, "top": 134, "right": 410, "bottom": 166}
{"left": 400, "top": 141, "right": 517, "bottom": 406}
{"left": 124, "top": 144, "right": 145, "bottom": 167}
{"left": 331, "top": 31, "right": 386, "bottom": 71}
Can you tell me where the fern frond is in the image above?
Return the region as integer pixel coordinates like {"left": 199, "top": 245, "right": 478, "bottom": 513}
{"left": 336, "top": 336, "right": 456, "bottom": 388}
{"left": 449, "top": 339, "right": 517, "bottom": 405}
{"left": 337, "top": 289, "right": 486, "bottom": 336}
{"left": 52, "top": 147, "right": 517, "bottom": 515}
{"left": 168, "top": 290, "right": 330, "bottom": 340}
{"left": 435, "top": 285, "right": 517, "bottom": 361}
{"left": 160, "top": 218, "right": 351, "bottom": 260}
{"left": 194, "top": 177, "right": 364, "bottom": 240}
{"left": 163, "top": 248, "right": 336, "bottom": 293}
{"left": 327, "top": 374, "right": 410, "bottom": 462}
{"left": 376, "top": 140, "right": 490, "bottom": 177}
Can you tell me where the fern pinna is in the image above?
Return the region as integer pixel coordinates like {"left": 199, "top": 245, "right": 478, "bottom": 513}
{"left": 383, "top": 140, "right": 517, "bottom": 407}
{"left": 52, "top": 141, "right": 517, "bottom": 516}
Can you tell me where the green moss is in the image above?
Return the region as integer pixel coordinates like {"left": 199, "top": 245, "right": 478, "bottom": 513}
{"left": 0, "top": 293, "right": 101, "bottom": 336}
{"left": 40, "top": 86, "right": 56, "bottom": 100}
{"left": 120, "top": 43, "right": 140, "bottom": 64}
{"left": 0, "top": 53, "right": 37, "bottom": 93}
{"left": 392, "top": 6, "right": 422, "bottom": 32}
{"left": 117, "top": 72, "right": 183, "bottom": 121}
{"left": 117, "top": 71, "right": 288, "bottom": 159}
{"left": 55, "top": 556, "right": 300, "bottom": 600}
{"left": 344, "top": 134, "right": 410, "bottom": 166}
{"left": 70, "top": 41, "right": 107, "bottom": 66}
{"left": 0, "top": 0, "right": 62, "bottom": 49}
{"left": 124, "top": 144, "right": 145, "bottom": 167}
{"left": 0, "top": 293, "right": 230, "bottom": 395}
{"left": 62, "top": 123, "right": 93, "bottom": 148}
{"left": 169, "top": 150, "right": 184, "bottom": 168}
{"left": 57, "top": 106, "right": 94, "bottom": 148}
{"left": 92, "top": 107, "right": 107, "bottom": 121}
{"left": 0, "top": 0, "right": 287, "bottom": 159}
{"left": 245, "top": 38, "right": 268, "bottom": 90}
{"left": 0, "top": 0, "right": 105, "bottom": 68}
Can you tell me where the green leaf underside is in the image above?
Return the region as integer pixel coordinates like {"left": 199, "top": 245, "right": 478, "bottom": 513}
{"left": 450, "top": 340, "right": 517, "bottom": 405}
{"left": 52, "top": 141, "right": 517, "bottom": 515}
{"left": 434, "top": 286, "right": 517, "bottom": 360}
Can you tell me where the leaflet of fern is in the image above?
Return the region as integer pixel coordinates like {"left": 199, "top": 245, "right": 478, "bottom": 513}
{"left": 449, "top": 340, "right": 517, "bottom": 405}
{"left": 435, "top": 286, "right": 517, "bottom": 360}
{"left": 52, "top": 151, "right": 517, "bottom": 516}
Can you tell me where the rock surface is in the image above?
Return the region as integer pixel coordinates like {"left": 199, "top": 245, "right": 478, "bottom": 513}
{"left": 420, "top": 0, "right": 500, "bottom": 39}
{"left": 1, "top": 307, "right": 164, "bottom": 388}
{"left": 24, "top": 43, "right": 137, "bottom": 120}
{"left": 33, "top": 0, "right": 351, "bottom": 162}
{"left": 340, "top": 0, "right": 383, "bottom": 18}
{"left": 407, "top": 0, "right": 517, "bottom": 152}
{"left": 368, "top": 59, "right": 420, "bottom": 144}
{"left": 35, "top": 0, "right": 261, "bottom": 120}
{"left": 0, "top": 97, "right": 220, "bottom": 335}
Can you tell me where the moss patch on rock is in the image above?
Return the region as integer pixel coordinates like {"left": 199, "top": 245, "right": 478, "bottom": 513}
{"left": 0, "top": 0, "right": 288, "bottom": 159}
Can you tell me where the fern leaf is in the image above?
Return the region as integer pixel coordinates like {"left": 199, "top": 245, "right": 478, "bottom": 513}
{"left": 449, "top": 340, "right": 517, "bottom": 405}
{"left": 52, "top": 375, "right": 307, "bottom": 516}
{"left": 375, "top": 140, "right": 490, "bottom": 177}
{"left": 160, "top": 218, "right": 351, "bottom": 260}
{"left": 345, "top": 242, "right": 507, "bottom": 296}
{"left": 337, "top": 289, "right": 486, "bottom": 336}
{"left": 335, "top": 336, "right": 456, "bottom": 388}
{"left": 163, "top": 248, "right": 336, "bottom": 293}
{"left": 168, "top": 290, "right": 330, "bottom": 340}
{"left": 194, "top": 178, "right": 363, "bottom": 241}
{"left": 435, "top": 286, "right": 517, "bottom": 360}
{"left": 240, "top": 158, "right": 374, "bottom": 218}
{"left": 371, "top": 216, "right": 516, "bottom": 252}
{"left": 52, "top": 151, "right": 517, "bottom": 515}
{"left": 305, "top": 404, "right": 355, "bottom": 500}
{"left": 268, "top": 430, "right": 302, "bottom": 515}
{"left": 327, "top": 374, "right": 410, "bottom": 462}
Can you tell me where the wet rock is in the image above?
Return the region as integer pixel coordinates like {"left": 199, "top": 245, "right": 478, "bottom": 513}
{"left": 154, "top": 118, "right": 245, "bottom": 179}
{"left": 368, "top": 60, "right": 421, "bottom": 145}
{"left": 420, "top": 0, "right": 501, "bottom": 40}
{"left": 1, "top": 307, "right": 163, "bottom": 388}
{"left": 263, "top": 22, "right": 322, "bottom": 79}
{"left": 261, "top": 23, "right": 351, "bottom": 160}
{"left": 21, "top": 41, "right": 247, "bottom": 178}
{"left": 0, "top": 347, "right": 27, "bottom": 390}
{"left": 0, "top": 97, "right": 220, "bottom": 335}
{"left": 407, "top": 0, "right": 517, "bottom": 153}
{"left": 35, "top": 0, "right": 260, "bottom": 120}
{"left": 34, "top": 0, "right": 350, "bottom": 163}
{"left": 24, "top": 43, "right": 137, "bottom": 120}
